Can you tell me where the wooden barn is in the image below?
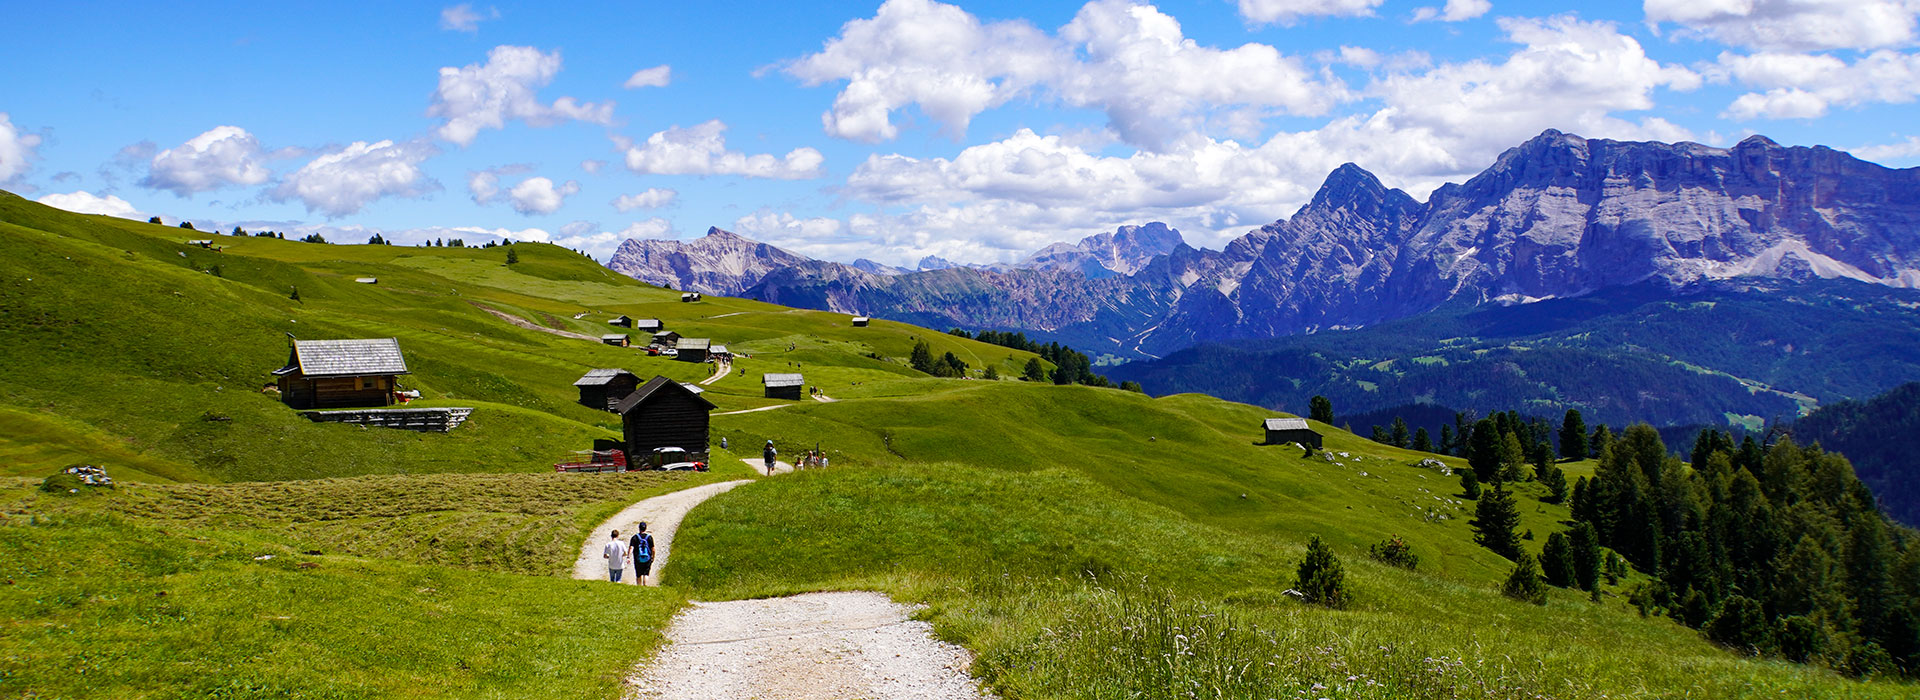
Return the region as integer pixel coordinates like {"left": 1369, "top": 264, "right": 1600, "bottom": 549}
{"left": 634, "top": 318, "right": 663, "bottom": 333}
{"left": 676, "top": 338, "right": 711, "bottom": 362}
{"left": 601, "top": 333, "right": 631, "bottom": 347}
{"left": 609, "top": 315, "right": 632, "bottom": 327}
{"left": 574, "top": 368, "right": 640, "bottom": 412}
{"left": 851, "top": 316, "right": 870, "bottom": 327}
{"left": 1263, "top": 418, "right": 1323, "bottom": 449}
{"left": 763, "top": 373, "right": 804, "bottom": 400}
{"left": 709, "top": 344, "right": 731, "bottom": 360}
{"left": 680, "top": 292, "right": 702, "bottom": 302}
{"left": 650, "top": 331, "right": 682, "bottom": 348}
{"left": 616, "top": 375, "right": 717, "bottom": 466}
{"left": 272, "top": 338, "right": 409, "bottom": 410}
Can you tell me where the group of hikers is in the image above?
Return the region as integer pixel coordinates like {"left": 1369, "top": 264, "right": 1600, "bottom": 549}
{"left": 601, "top": 523, "right": 656, "bottom": 584}
{"left": 760, "top": 439, "right": 827, "bottom": 474}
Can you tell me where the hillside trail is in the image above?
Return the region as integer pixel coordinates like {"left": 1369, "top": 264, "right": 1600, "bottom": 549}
{"left": 573, "top": 470, "right": 994, "bottom": 700}
{"left": 471, "top": 302, "right": 599, "bottom": 341}
{"left": 698, "top": 358, "right": 732, "bottom": 386}
{"left": 712, "top": 404, "right": 794, "bottom": 416}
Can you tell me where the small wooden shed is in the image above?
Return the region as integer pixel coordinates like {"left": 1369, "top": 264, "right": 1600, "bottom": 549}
{"left": 616, "top": 375, "right": 717, "bottom": 467}
{"left": 677, "top": 338, "right": 711, "bottom": 363}
{"left": 763, "top": 373, "right": 804, "bottom": 400}
{"left": 634, "top": 318, "right": 663, "bottom": 332}
{"left": 272, "top": 338, "right": 410, "bottom": 410}
{"left": 650, "top": 331, "right": 682, "bottom": 348}
{"left": 1263, "top": 418, "right": 1323, "bottom": 449}
{"left": 609, "top": 315, "right": 633, "bottom": 327}
{"left": 574, "top": 368, "right": 640, "bottom": 412}
{"left": 851, "top": 316, "right": 870, "bottom": 327}
{"left": 601, "top": 333, "right": 631, "bottom": 347}
{"left": 354, "top": 277, "right": 378, "bottom": 284}
{"left": 680, "top": 292, "right": 703, "bottom": 302}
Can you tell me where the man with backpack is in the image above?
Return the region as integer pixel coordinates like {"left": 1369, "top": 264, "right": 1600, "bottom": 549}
{"left": 629, "top": 522, "right": 656, "bottom": 586}
{"left": 763, "top": 440, "right": 778, "bottom": 475}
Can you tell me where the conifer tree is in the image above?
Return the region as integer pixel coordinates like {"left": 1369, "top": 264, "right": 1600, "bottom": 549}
{"left": 505, "top": 247, "right": 519, "bottom": 264}
{"left": 1021, "top": 357, "right": 1046, "bottom": 382}
{"left": 1439, "top": 424, "right": 1455, "bottom": 455}
{"left": 1468, "top": 418, "right": 1502, "bottom": 482}
{"left": 1391, "top": 417, "right": 1410, "bottom": 449}
{"left": 1413, "top": 427, "right": 1433, "bottom": 453}
{"left": 909, "top": 340, "right": 935, "bottom": 374}
{"left": 1541, "top": 532, "right": 1576, "bottom": 587}
{"left": 1309, "top": 395, "right": 1333, "bottom": 424}
{"left": 1294, "top": 536, "right": 1348, "bottom": 608}
{"left": 1560, "top": 409, "right": 1589, "bottom": 460}
{"left": 1503, "top": 553, "right": 1548, "bottom": 605}
{"left": 1473, "top": 484, "right": 1522, "bottom": 559}
{"left": 1540, "top": 463, "right": 1568, "bottom": 503}
{"left": 1500, "top": 431, "right": 1527, "bottom": 482}
{"left": 1460, "top": 468, "right": 1481, "bottom": 500}
{"left": 1569, "top": 522, "right": 1602, "bottom": 592}
{"left": 1589, "top": 424, "right": 1614, "bottom": 460}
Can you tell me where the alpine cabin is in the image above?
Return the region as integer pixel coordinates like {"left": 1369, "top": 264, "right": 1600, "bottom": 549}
{"left": 851, "top": 316, "right": 870, "bottom": 327}
{"left": 1263, "top": 418, "right": 1323, "bottom": 449}
{"left": 680, "top": 292, "right": 702, "bottom": 302}
{"left": 601, "top": 334, "right": 631, "bottom": 347}
{"left": 677, "top": 338, "right": 711, "bottom": 362}
{"left": 574, "top": 368, "right": 641, "bottom": 412}
{"left": 609, "top": 315, "right": 633, "bottom": 327}
{"left": 273, "top": 338, "right": 409, "bottom": 410}
{"left": 650, "top": 331, "right": 682, "bottom": 348}
{"left": 634, "top": 318, "right": 663, "bottom": 333}
{"left": 616, "top": 375, "right": 716, "bottom": 467}
{"left": 763, "top": 372, "right": 804, "bottom": 400}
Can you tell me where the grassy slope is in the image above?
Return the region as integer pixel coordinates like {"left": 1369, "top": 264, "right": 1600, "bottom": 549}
{"left": 1, "top": 195, "right": 1910, "bottom": 697}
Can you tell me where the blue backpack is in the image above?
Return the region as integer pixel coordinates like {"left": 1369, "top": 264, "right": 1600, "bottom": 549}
{"left": 632, "top": 533, "right": 653, "bottom": 562}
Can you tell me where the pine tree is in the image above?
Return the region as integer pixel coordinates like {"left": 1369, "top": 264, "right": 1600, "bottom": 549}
{"left": 506, "top": 247, "right": 520, "bottom": 264}
{"left": 1570, "top": 521, "right": 1602, "bottom": 592}
{"left": 983, "top": 365, "right": 1000, "bottom": 380}
{"left": 1119, "top": 380, "right": 1142, "bottom": 392}
{"left": 1473, "top": 484, "right": 1522, "bottom": 559}
{"left": 909, "top": 340, "right": 935, "bottom": 374}
{"left": 1503, "top": 553, "right": 1548, "bottom": 605}
{"left": 1540, "top": 463, "right": 1568, "bottom": 503}
{"left": 1468, "top": 418, "right": 1502, "bottom": 482}
{"left": 147, "top": 216, "right": 162, "bottom": 224}
{"left": 1589, "top": 425, "right": 1614, "bottom": 460}
{"left": 1021, "top": 357, "right": 1046, "bottom": 382}
{"left": 1294, "top": 536, "right": 1348, "bottom": 608}
{"left": 1412, "top": 427, "right": 1433, "bottom": 453}
{"left": 1309, "top": 395, "right": 1333, "bottom": 424}
{"left": 1500, "top": 431, "right": 1527, "bottom": 482}
{"left": 1460, "top": 468, "right": 1481, "bottom": 500}
{"left": 1707, "top": 595, "right": 1771, "bottom": 654}
{"left": 1541, "top": 532, "right": 1576, "bottom": 587}
{"left": 1391, "top": 417, "right": 1411, "bottom": 448}
{"left": 1439, "top": 424, "right": 1455, "bottom": 455}
{"left": 1560, "top": 409, "right": 1589, "bottom": 460}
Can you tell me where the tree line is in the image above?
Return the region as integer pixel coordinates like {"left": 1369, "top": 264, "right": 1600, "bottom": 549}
{"left": 946, "top": 328, "right": 1139, "bottom": 391}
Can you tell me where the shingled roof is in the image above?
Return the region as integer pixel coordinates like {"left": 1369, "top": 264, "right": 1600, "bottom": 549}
{"left": 678, "top": 337, "right": 711, "bottom": 351}
{"left": 1264, "top": 418, "right": 1312, "bottom": 431}
{"left": 762, "top": 373, "right": 804, "bottom": 388}
{"left": 573, "top": 368, "right": 638, "bottom": 386}
{"left": 614, "top": 375, "right": 718, "bottom": 413}
{"left": 275, "top": 338, "right": 409, "bottom": 378}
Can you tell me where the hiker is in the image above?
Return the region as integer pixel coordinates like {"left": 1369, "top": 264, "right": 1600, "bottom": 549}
{"left": 602, "top": 529, "right": 628, "bottom": 583}
{"left": 763, "top": 440, "right": 777, "bottom": 475}
{"left": 629, "top": 522, "right": 656, "bottom": 585}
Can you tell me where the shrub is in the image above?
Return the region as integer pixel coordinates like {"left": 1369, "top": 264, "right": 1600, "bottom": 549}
{"left": 39, "top": 472, "right": 83, "bottom": 495}
{"left": 1539, "top": 532, "right": 1575, "bottom": 587}
{"left": 1774, "top": 615, "right": 1825, "bottom": 663}
{"left": 1367, "top": 536, "right": 1419, "bottom": 570}
{"left": 1293, "top": 536, "right": 1347, "bottom": 609}
{"left": 1706, "top": 595, "right": 1771, "bottom": 654}
{"left": 1502, "top": 553, "right": 1547, "bottom": 605}
{"left": 1459, "top": 468, "right": 1481, "bottom": 499}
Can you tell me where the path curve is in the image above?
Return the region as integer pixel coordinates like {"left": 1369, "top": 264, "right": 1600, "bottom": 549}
{"left": 627, "top": 591, "right": 995, "bottom": 700}
{"left": 698, "top": 357, "right": 732, "bottom": 386}
{"left": 573, "top": 480, "right": 752, "bottom": 586}
{"left": 713, "top": 404, "right": 794, "bottom": 416}
{"left": 739, "top": 458, "right": 793, "bottom": 476}
{"left": 472, "top": 302, "right": 600, "bottom": 341}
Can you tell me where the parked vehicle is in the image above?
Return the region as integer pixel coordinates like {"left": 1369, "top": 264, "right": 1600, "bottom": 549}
{"left": 639, "top": 446, "right": 707, "bottom": 471}
{"left": 554, "top": 448, "right": 627, "bottom": 473}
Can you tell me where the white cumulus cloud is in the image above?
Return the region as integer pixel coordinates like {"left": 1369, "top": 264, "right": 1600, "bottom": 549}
{"left": 1237, "top": 0, "right": 1384, "bottom": 25}
{"left": 612, "top": 188, "right": 677, "bottom": 210}
{"left": 429, "top": 45, "right": 614, "bottom": 147}
{"left": 1644, "top": 0, "right": 1920, "bottom": 51}
{"left": 507, "top": 176, "right": 580, "bottom": 215}
{"left": 1412, "top": 0, "right": 1492, "bottom": 23}
{"left": 1717, "top": 50, "right": 1920, "bottom": 120}
{"left": 140, "top": 126, "right": 271, "bottom": 196}
{"left": 618, "top": 120, "right": 824, "bottom": 179}
{"left": 36, "top": 191, "right": 145, "bottom": 219}
{"left": 272, "top": 139, "right": 440, "bottom": 218}
{"left": 439, "top": 4, "right": 498, "bottom": 32}
{"left": 1853, "top": 135, "right": 1920, "bottom": 162}
{"left": 0, "top": 112, "right": 44, "bottom": 185}
{"left": 624, "top": 65, "right": 671, "bottom": 89}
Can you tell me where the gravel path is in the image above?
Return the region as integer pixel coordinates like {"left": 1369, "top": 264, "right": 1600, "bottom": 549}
{"left": 738, "top": 458, "right": 794, "bottom": 476}
{"left": 626, "top": 591, "right": 995, "bottom": 700}
{"left": 713, "top": 404, "right": 795, "bottom": 416}
{"left": 698, "top": 357, "right": 733, "bottom": 386}
{"left": 573, "top": 480, "right": 752, "bottom": 586}
{"left": 471, "top": 302, "right": 601, "bottom": 341}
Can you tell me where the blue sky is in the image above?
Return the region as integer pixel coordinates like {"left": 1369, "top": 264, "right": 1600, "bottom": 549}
{"left": 4, "top": 0, "right": 1918, "bottom": 266}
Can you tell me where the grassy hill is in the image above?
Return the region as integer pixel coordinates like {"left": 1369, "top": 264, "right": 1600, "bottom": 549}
{"left": 2, "top": 193, "right": 1914, "bottom": 698}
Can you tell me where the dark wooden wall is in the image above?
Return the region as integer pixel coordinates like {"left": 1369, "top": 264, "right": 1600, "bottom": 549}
{"left": 678, "top": 348, "right": 708, "bottom": 363}
{"left": 765, "top": 385, "right": 803, "bottom": 401}
{"left": 279, "top": 374, "right": 395, "bottom": 409}
{"left": 1265, "top": 428, "right": 1323, "bottom": 449}
{"left": 623, "top": 393, "right": 710, "bottom": 467}
{"left": 578, "top": 375, "right": 641, "bottom": 412}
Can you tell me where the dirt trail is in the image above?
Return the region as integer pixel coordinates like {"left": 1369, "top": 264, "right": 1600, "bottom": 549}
{"left": 739, "top": 458, "right": 794, "bottom": 476}
{"left": 472, "top": 302, "right": 600, "bottom": 341}
{"left": 573, "top": 480, "right": 751, "bottom": 586}
{"left": 698, "top": 358, "right": 732, "bottom": 386}
{"left": 713, "top": 404, "right": 793, "bottom": 416}
{"left": 627, "top": 592, "right": 995, "bottom": 700}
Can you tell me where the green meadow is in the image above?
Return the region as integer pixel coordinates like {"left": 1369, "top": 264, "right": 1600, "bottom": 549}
{"left": 1, "top": 191, "right": 1911, "bottom": 698}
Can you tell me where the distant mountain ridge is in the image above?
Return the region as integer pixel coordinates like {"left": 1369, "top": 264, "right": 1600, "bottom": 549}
{"left": 607, "top": 130, "right": 1920, "bottom": 359}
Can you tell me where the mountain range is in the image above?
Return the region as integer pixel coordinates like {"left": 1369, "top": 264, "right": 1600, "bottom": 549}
{"left": 608, "top": 129, "right": 1920, "bottom": 362}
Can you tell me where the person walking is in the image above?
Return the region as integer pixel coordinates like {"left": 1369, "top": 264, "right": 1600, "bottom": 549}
{"left": 763, "top": 440, "right": 778, "bottom": 475}
{"left": 602, "top": 529, "right": 629, "bottom": 583}
{"left": 629, "top": 522, "right": 656, "bottom": 586}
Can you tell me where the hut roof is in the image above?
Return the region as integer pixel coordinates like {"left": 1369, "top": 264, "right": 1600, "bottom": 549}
{"left": 678, "top": 337, "right": 711, "bottom": 350}
{"left": 709, "top": 344, "right": 730, "bottom": 355}
{"left": 852, "top": 316, "right": 870, "bottom": 323}
{"left": 615, "top": 375, "right": 718, "bottom": 413}
{"left": 1263, "top": 418, "right": 1313, "bottom": 432}
{"left": 634, "top": 318, "right": 662, "bottom": 330}
{"left": 275, "top": 338, "right": 409, "bottom": 378}
{"left": 601, "top": 333, "right": 630, "bottom": 341}
{"left": 354, "top": 277, "right": 378, "bottom": 284}
{"left": 651, "top": 331, "right": 681, "bottom": 340}
{"left": 573, "top": 368, "right": 638, "bottom": 386}
{"left": 762, "top": 373, "right": 804, "bottom": 388}
{"left": 680, "top": 382, "right": 706, "bottom": 394}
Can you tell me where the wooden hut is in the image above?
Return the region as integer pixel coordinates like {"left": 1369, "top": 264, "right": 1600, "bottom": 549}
{"left": 650, "top": 331, "right": 682, "bottom": 348}
{"left": 616, "top": 375, "right": 717, "bottom": 467}
{"left": 851, "top": 316, "right": 870, "bottom": 327}
{"left": 634, "top": 318, "right": 663, "bottom": 332}
{"left": 680, "top": 292, "right": 702, "bottom": 302}
{"left": 601, "top": 333, "right": 631, "bottom": 347}
{"left": 609, "top": 315, "right": 633, "bottom": 327}
{"left": 272, "top": 338, "right": 409, "bottom": 410}
{"left": 763, "top": 373, "right": 804, "bottom": 400}
{"left": 676, "top": 338, "right": 711, "bottom": 362}
{"left": 1263, "top": 418, "right": 1323, "bottom": 449}
{"left": 574, "top": 368, "right": 641, "bottom": 412}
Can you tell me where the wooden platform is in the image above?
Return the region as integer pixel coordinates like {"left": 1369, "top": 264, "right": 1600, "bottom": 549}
{"left": 301, "top": 407, "right": 474, "bottom": 432}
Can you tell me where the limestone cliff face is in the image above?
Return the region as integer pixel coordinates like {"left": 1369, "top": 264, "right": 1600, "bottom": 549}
{"left": 611, "top": 131, "right": 1920, "bottom": 357}
{"left": 605, "top": 227, "right": 810, "bottom": 296}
